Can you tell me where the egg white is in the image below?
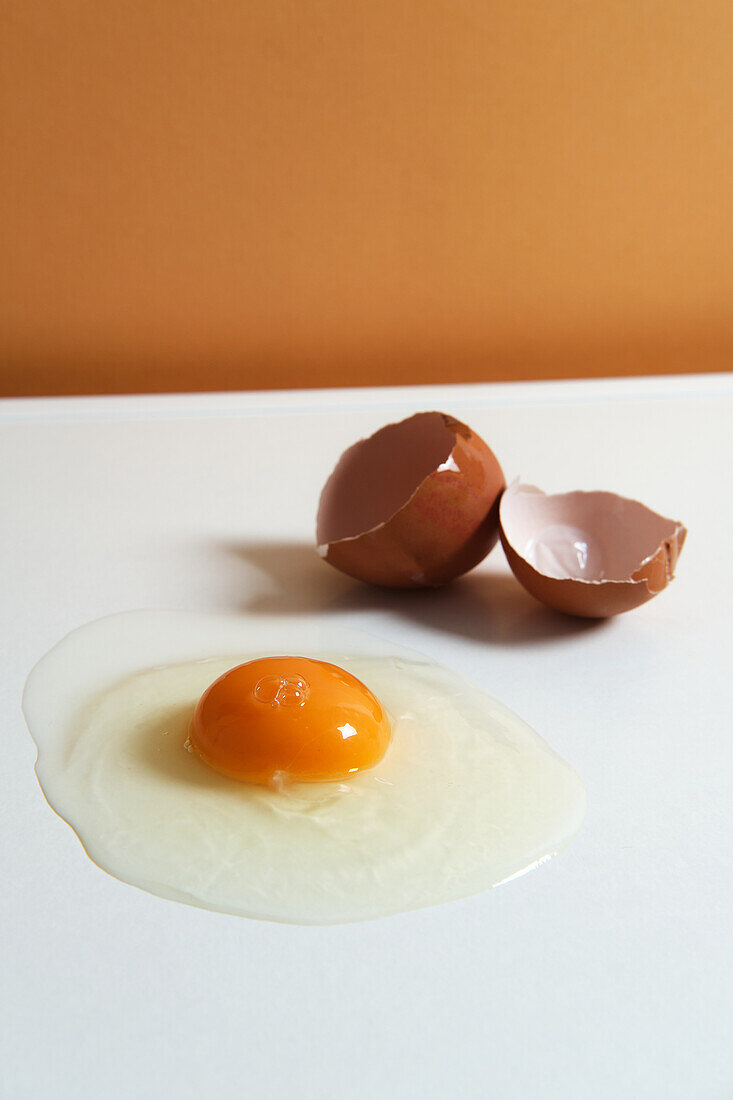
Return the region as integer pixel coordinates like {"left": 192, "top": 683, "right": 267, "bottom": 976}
{"left": 23, "top": 611, "right": 586, "bottom": 924}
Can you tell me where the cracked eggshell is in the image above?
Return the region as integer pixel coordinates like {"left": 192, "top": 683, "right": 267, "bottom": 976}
{"left": 499, "top": 482, "right": 687, "bottom": 618}
{"left": 317, "top": 412, "right": 505, "bottom": 588}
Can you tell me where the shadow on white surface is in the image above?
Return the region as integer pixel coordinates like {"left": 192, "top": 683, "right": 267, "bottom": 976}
{"left": 222, "top": 540, "right": 607, "bottom": 647}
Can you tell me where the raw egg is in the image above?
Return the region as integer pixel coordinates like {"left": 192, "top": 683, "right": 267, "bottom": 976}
{"left": 317, "top": 411, "right": 505, "bottom": 587}
{"left": 23, "top": 611, "right": 585, "bottom": 924}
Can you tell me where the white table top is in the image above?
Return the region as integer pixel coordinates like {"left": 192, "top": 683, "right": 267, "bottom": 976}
{"left": 2, "top": 375, "right": 731, "bottom": 1099}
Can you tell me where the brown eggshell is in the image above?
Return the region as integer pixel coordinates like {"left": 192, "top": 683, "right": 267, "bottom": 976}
{"left": 499, "top": 482, "right": 687, "bottom": 617}
{"left": 317, "top": 411, "right": 505, "bottom": 587}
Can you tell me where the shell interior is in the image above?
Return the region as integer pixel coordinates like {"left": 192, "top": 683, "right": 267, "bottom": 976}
{"left": 500, "top": 482, "right": 683, "bottom": 584}
{"left": 317, "top": 411, "right": 456, "bottom": 545}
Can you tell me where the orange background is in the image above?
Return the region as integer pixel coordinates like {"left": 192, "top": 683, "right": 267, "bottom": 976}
{"left": 2, "top": 1, "right": 732, "bottom": 397}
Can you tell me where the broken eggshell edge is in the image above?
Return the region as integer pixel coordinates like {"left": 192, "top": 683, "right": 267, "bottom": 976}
{"left": 499, "top": 481, "right": 687, "bottom": 618}
{"left": 316, "top": 411, "right": 506, "bottom": 588}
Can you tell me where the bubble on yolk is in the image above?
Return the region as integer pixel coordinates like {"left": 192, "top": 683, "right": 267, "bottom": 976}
{"left": 188, "top": 656, "right": 392, "bottom": 786}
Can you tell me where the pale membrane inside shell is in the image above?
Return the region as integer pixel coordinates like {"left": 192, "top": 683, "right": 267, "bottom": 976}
{"left": 501, "top": 483, "right": 681, "bottom": 582}
{"left": 23, "top": 611, "right": 586, "bottom": 925}
{"left": 316, "top": 411, "right": 456, "bottom": 545}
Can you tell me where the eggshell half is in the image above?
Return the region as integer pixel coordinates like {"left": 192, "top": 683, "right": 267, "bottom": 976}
{"left": 317, "top": 412, "right": 505, "bottom": 587}
{"left": 499, "top": 482, "right": 687, "bottom": 618}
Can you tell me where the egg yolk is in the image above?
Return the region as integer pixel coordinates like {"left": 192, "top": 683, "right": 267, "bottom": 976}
{"left": 189, "top": 656, "right": 392, "bottom": 786}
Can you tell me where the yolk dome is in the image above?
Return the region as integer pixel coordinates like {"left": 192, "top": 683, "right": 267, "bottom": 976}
{"left": 189, "top": 656, "right": 391, "bottom": 785}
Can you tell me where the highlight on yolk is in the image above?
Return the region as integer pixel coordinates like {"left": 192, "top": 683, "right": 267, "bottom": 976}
{"left": 188, "top": 656, "right": 392, "bottom": 786}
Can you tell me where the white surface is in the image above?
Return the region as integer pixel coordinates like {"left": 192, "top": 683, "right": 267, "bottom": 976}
{"left": 1, "top": 375, "right": 731, "bottom": 1099}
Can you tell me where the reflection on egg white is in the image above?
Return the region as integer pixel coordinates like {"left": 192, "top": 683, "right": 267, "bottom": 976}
{"left": 23, "top": 611, "right": 586, "bottom": 924}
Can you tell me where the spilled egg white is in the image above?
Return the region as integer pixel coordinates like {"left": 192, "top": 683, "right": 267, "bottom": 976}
{"left": 23, "top": 611, "right": 586, "bottom": 924}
